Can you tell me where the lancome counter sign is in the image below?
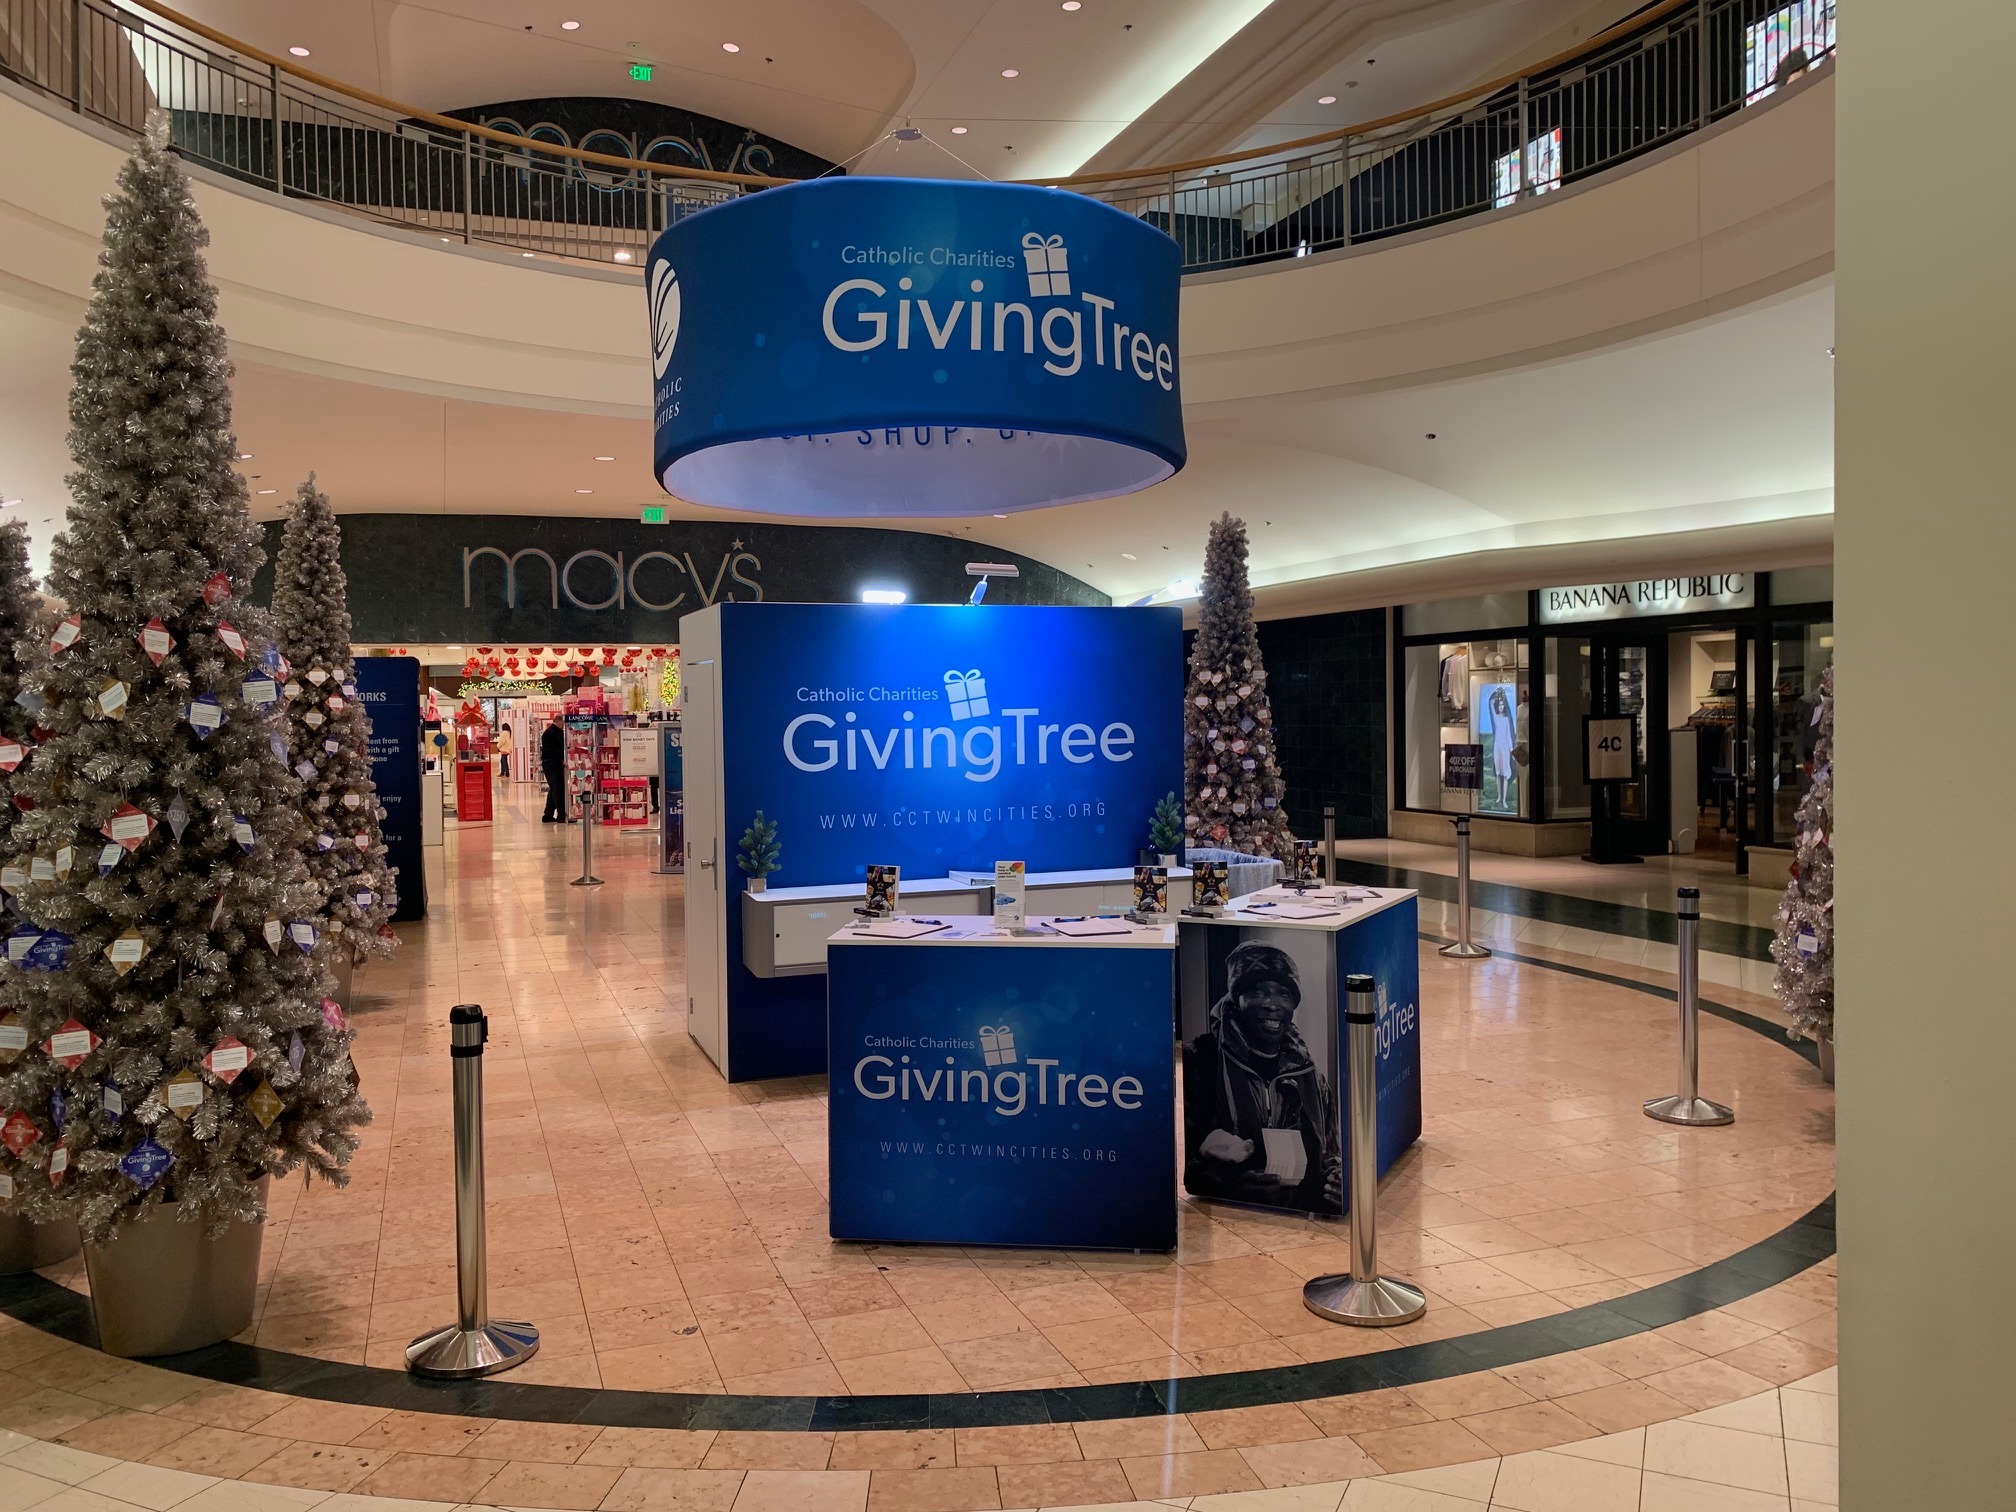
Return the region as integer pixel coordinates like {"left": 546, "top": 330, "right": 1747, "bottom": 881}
{"left": 1540, "top": 573, "right": 1754, "bottom": 625}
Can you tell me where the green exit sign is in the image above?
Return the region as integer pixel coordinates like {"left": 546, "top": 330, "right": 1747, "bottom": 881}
{"left": 629, "top": 62, "right": 653, "bottom": 82}
{"left": 639, "top": 504, "right": 668, "bottom": 524}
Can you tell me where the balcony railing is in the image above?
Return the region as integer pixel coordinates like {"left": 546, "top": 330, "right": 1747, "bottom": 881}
{"left": 0, "top": 0, "right": 1833, "bottom": 275}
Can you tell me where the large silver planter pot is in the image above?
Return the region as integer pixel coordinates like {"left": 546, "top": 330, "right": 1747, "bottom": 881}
{"left": 0, "top": 1214, "right": 80, "bottom": 1274}
{"left": 82, "top": 1177, "right": 268, "bottom": 1358}
{"left": 330, "top": 950, "right": 355, "bottom": 1013}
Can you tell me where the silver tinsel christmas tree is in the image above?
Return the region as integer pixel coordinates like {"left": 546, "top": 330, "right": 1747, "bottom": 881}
{"left": 0, "top": 119, "right": 368, "bottom": 1239}
{"left": 272, "top": 477, "right": 398, "bottom": 964}
{"left": 0, "top": 520, "right": 48, "bottom": 850}
{"left": 1770, "top": 663, "right": 1833, "bottom": 1044}
{"left": 1183, "top": 513, "right": 1293, "bottom": 858}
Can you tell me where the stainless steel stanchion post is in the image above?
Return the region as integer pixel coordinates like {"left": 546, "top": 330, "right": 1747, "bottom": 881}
{"left": 572, "top": 726, "right": 603, "bottom": 887}
{"left": 1304, "top": 975, "right": 1426, "bottom": 1326}
{"left": 1322, "top": 804, "right": 1336, "bottom": 887}
{"left": 407, "top": 1006, "right": 540, "bottom": 1377}
{"left": 1438, "top": 815, "right": 1490, "bottom": 959}
{"left": 1644, "top": 888, "right": 1734, "bottom": 1126}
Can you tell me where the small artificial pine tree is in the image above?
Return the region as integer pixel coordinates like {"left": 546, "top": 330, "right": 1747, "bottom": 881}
{"left": 0, "top": 119, "right": 368, "bottom": 1240}
{"left": 1770, "top": 663, "right": 1833, "bottom": 1045}
{"left": 737, "top": 812, "right": 780, "bottom": 880}
{"left": 0, "top": 520, "right": 48, "bottom": 846}
{"left": 1148, "top": 792, "right": 1183, "bottom": 856}
{"left": 271, "top": 476, "right": 398, "bottom": 965}
{"left": 1183, "top": 513, "right": 1292, "bottom": 857}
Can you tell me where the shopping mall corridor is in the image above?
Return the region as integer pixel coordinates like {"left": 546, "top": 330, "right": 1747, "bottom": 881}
{"left": 0, "top": 795, "right": 1838, "bottom": 1512}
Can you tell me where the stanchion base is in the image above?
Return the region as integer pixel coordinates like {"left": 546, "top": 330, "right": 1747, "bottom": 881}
{"left": 1438, "top": 942, "right": 1491, "bottom": 959}
{"left": 570, "top": 876, "right": 604, "bottom": 887}
{"left": 1302, "top": 1273, "right": 1427, "bottom": 1327}
{"left": 1644, "top": 1094, "right": 1734, "bottom": 1126}
{"left": 406, "top": 1320, "right": 540, "bottom": 1379}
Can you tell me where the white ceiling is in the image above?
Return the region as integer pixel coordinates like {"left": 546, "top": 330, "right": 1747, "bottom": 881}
{"left": 142, "top": 0, "right": 1630, "bottom": 181}
{"left": 0, "top": 278, "right": 1834, "bottom": 602}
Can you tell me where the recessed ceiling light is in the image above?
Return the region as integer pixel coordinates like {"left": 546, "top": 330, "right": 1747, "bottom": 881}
{"left": 951, "top": 125, "right": 969, "bottom": 135}
{"left": 521, "top": 252, "right": 534, "bottom": 257}
{"left": 722, "top": 41, "right": 740, "bottom": 53}
{"left": 614, "top": 249, "right": 633, "bottom": 262}
{"left": 992, "top": 513, "right": 1008, "bottom": 518}
{"left": 288, "top": 45, "right": 310, "bottom": 57}
{"left": 575, "top": 488, "right": 593, "bottom": 495}
{"left": 594, "top": 455, "right": 616, "bottom": 462}
{"left": 256, "top": 488, "right": 277, "bottom": 495}
{"left": 1062, "top": 1, "right": 1082, "bottom": 9}
{"left": 235, "top": 452, "right": 252, "bottom": 460}
{"left": 1001, "top": 68, "right": 1019, "bottom": 77}
{"left": 1121, "top": 552, "right": 1136, "bottom": 560}
{"left": 1318, "top": 94, "right": 1337, "bottom": 104}
{"left": 561, "top": 19, "right": 580, "bottom": 30}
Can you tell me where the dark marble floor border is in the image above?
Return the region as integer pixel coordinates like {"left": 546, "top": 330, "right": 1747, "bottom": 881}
{"left": 0, "top": 942, "right": 1831, "bottom": 1432}
{"left": 1334, "top": 858, "right": 1778, "bottom": 962}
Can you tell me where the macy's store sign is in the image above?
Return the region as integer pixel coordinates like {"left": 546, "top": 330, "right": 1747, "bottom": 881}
{"left": 462, "top": 543, "right": 762, "bottom": 614}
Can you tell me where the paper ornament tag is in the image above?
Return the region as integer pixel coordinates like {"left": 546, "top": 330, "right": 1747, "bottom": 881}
{"left": 95, "top": 843, "right": 122, "bottom": 877}
{"left": 186, "top": 695, "right": 224, "bottom": 735}
{"left": 53, "top": 846, "right": 72, "bottom": 880}
{"left": 164, "top": 1069, "right": 204, "bottom": 1117}
{"left": 12, "top": 689, "right": 43, "bottom": 718}
{"left": 324, "top": 739, "right": 340, "bottom": 755}
{"left": 307, "top": 669, "right": 329, "bottom": 686}
{"left": 353, "top": 890, "right": 373, "bottom": 909}
{"left": 342, "top": 793, "right": 362, "bottom": 810}
{"left": 105, "top": 928, "right": 147, "bottom": 975}
{"left": 0, "top": 742, "right": 23, "bottom": 772}
{"left": 96, "top": 680, "right": 129, "bottom": 719}
{"left": 0, "top": 863, "right": 26, "bottom": 895}
{"left": 268, "top": 732, "right": 288, "bottom": 763}
{"left": 231, "top": 816, "right": 255, "bottom": 852}
{"left": 216, "top": 621, "right": 247, "bottom": 659}
{"left": 209, "top": 893, "right": 228, "bottom": 930}
{"left": 320, "top": 998, "right": 346, "bottom": 1032}
{"left": 0, "top": 1112, "right": 37, "bottom": 1156}
{"left": 247, "top": 1079, "right": 284, "bottom": 1128}
{"left": 101, "top": 1085, "right": 123, "bottom": 1119}
{"left": 49, "top": 615, "right": 80, "bottom": 654}
{"left": 46, "top": 1146, "right": 66, "bottom": 1185}
{"left": 287, "top": 1030, "right": 305, "bottom": 1075}
{"left": 166, "top": 796, "right": 191, "bottom": 842}
{"left": 103, "top": 804, "right": 155, "bottom": 850}
{"left": 288, "top": 921, "right": 318, "bottom": 954}
{"left": 203, "top": 1036, "right": 252, "bottom": 1083}
{"left": 119, "top": 1138, "right": 172, "bottom": 1188}
{"left": 327, "top": 696, "right": 345, "bottom": 713}
{"left": 0, "top": 1174, "right": 12, "bottom": 1198}
{"left": 315, "top": 833, "right": 335, "bottom": 852}
{"left": 49, "top": 1088, "right": 65, "bottom": 1131}
{"left": 0, "top": 1014, "right": 26, "bottom": 1062}
{"left": 45, "top": 1020, "right": 99, "bottom": 1067}
{"left": 241, "top": 678, "right": 278, "bottom": 707}
{"left": 28, "top": 855, "right": 53, "bottom": 884}
{"left": 1812, "top": 702, "right": 1824, "bottom": 726}
{"left": 1796, "top": 929, "right": 1819, "bottom": 958}
{"left": 262, "top": 918, "right": 283, "bottom": 952}
{"left": 282, "top": 681, "right": 303, "bottom": 701}
{"left": 353, "top": 834, "right": 370, "bottom": 851}
{"left": 24, "top": 933, "right": 70, "bottom": 971}
{"left": 263, "top": 644, "right": 284, "bottom": 677}
{"left": 342, "top": 682, "right": 356, "bottom": 698}
{"left": 303, "top": 709, "right": 325, "bottom": 728}
{"left": 202, "top": 570, "right": 231, "bottom": 606}
{"left": 138, "top": 618, "right": 174, "bottom": 665}
{"left": 294, "top": 761, "right": 316, "bottom": 781}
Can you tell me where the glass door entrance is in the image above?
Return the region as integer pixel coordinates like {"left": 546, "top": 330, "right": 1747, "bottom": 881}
{"left": 1588, "top": 638, "right": 1664, "bottom": 860}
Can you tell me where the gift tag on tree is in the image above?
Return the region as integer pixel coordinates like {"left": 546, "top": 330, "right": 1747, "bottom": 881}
{"left": 246, "top": 1078, "right": 284, "bottom": 1128}
{"left": 303, "top": 708, "right": 325, "bottom": 728}
{"left": 47, "top": 1145, "right": 67, "bottom": 1186}
{"left": 53, "top": 846, "right": 73, "bottom": 880}
{"left": 0, "top": 1174, "right": 12, "bottom": 1198}
{"left": 105, "top": 927, "right": 147, "bottom": 975}
{"left": 12, "top": 689, "right": 43, "bottom": 718}
{"left": 166, "top": 795, "right": 191, "bottom": 842}
{"left": 342, "top": 793, "right": 362, "bottom": 810}
{"left": 321, "top": 998, "right": 347, "bottom": 1032}
{"left": 353, "top": 833, "right": 370, "bottom": 852}
{"left": 307, "top": 668, "right": 329, "bottom": 686}
{"left": 203, "top": 1036, "right": 252, "bottom": 1083}
{"left": 262, "top": 918, "right": 284, "bottom": 953}
{"left": 0, "top": 741, "right": 22, "bottom": 772}
{"left": 327, "top": 695, "right": 345, "bottom": 713}
{"left": 48, "top": 614, "right": 81, "bottom": 655}
{"left": 186, "top": 694, "right": 224, "bottom": 737}
{"left": 0, "top": 1014, "right": 26, "bottom": 1063}
{"left": 268, "top": 731, "right": 288, "bottom": 763}
{"left": 314, "top": 832, "right": 334, "bottom": 852}
{"left": 282, "top": 681, "right": 303, "bottom": 701}
{"left": 0, "top": 1111, "right": 38, "bottom": 1156}
{"left": 95, "top": 680, "right": 130, "bottom": 719}
{"left": 1796, "top": 928, "right": 1819, "bottom": 958}
{"left": 342, "top": 681, "right": 356, "bottom": 698}
{"left": 102, "top": 803, "right": 155, "bottom": 850}
{"left": 294, "top": 761, "right": 316, "bottom": 782}
{"left": 119, "top": 1137, "right": 172, "bottom": 1188}
{"left": 24, "top": 933, "right": 70, "bottom": 971}
{"left": 215, "top": 620, "right": 247, "bottom": 659}
{"left": 49, "top": 1087, "right": 66, "bottom": 1132}
{"left": 231, "top": 815, "right": 255, "bottom": 852}
{"left": 323, "top": 739, "right": 340, "bottom": 755}
{"left": 137, "top": 617, "right": 174, "bottom": 666}
{"left": 164, "top": 1068, "right": 204, "bottom": 1119}
{"left": 202, "top": 570, "right": 231, "bottom": 606}
{"left": 45, "top": 1019, "right": 99, "bottom": 1067}
{"left": 287, "top": 1030, "right": 305, "bottom": 1075}
{"left": 95, "top": 843, "right": 122, "bottom": 876}
{"left": 241, "top": 677, "right": 278, "bottom": 707}
{"left": 262, "top": 644, "right": 284, "bottom": 677}
{"left": 101, "top": 1084, "right": 122, "bottom": 1119}
{"left": 0, "top": 861, "right": 25, "bottom": 895}
{"left": 353, "top": 889, "right": 373, "bottom": 909}
{"left": 26, "top": 854, "right": 51, "bottom": 886}
{"left": 288, "top": 921, "right": 318, "bottom": 954}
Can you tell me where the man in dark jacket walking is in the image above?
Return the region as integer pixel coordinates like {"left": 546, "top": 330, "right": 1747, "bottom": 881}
{"left": 540, "top": 715, "right": 569, "bottom": 822}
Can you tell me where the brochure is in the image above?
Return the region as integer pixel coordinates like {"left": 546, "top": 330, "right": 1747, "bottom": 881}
{"left": 1131, "top": 865, "right": 1168, "bottom": 915}
{"left": 864, "top": 864, "right": 900, "bottom": 915}
{"left": 993, "top": 860, "right": 1026, "bottom": 929}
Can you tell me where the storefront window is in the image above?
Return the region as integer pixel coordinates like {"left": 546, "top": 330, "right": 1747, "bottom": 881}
{"left": 1403, "top": 637, "right": 1531, "bottom": 816}
{"left": 1770, "top": 621, "right": 1834, "bottom": 840}
{"left": 1545, "top": 637, "right": 1591, "bottom": 819}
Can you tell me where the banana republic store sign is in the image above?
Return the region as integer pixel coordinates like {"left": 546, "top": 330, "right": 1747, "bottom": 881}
{"left": 1539, "top": 573, "right": 1755, "bottom": 625}
{"left": 254, "top": 514, "right": 1102, "bottom": 644}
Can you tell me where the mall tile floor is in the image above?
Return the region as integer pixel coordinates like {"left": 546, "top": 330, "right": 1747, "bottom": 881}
{"left": 0, "top": 788, "right": 1837, "bottom": 1512}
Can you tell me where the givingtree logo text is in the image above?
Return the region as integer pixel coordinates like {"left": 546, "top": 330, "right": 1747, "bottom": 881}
{"left": 783, "top": 669, "right": 1135, "bottom": 784}
{"left": 851, "top": 1026, "right": 1146, "bottom": 1118}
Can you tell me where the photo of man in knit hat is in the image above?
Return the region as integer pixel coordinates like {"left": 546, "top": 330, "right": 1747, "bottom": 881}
{"left": 1182, "top": 935, "right": 1344, "bottom": 1212}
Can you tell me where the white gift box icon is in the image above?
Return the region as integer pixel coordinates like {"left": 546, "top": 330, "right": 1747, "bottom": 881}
{"left": 1022, "top": 233, "right": 1070, "bottom": 297}
{"left": 944, "top": 669, "right": 989, "bottom": 719}
{"left": 979, "top": 1026, "right": 1017, "bottom": 1066}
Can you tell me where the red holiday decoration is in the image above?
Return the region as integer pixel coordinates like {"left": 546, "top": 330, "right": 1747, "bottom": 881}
{"left": 0, "top": 1111, "right": 38, "bottom": 1156}
{"left": 43, "top": 1019, "right": 100, "bottom": 1069}
{"left": 649, "top": 646, "right": 668, "bottom": 658}
{"left": 202, "top": 570, "right": 232, "bottom": 606}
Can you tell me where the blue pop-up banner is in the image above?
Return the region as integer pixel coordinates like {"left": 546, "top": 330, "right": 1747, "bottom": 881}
{"left": 648, "top": 178, "right": 1185, "bottom": 518}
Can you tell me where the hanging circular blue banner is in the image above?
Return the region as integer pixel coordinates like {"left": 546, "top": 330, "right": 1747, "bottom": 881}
{"left": 647, "top": 178, "right": 1185, "bottom": 518}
